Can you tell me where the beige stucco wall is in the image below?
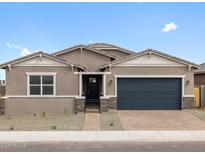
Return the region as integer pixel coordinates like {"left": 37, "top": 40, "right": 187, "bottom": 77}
{"left": 56, "top": 48, "right": 112, "bottom": 71}
{"left": 99, "top": 49, "right": 131, "bottom": 60}
{"left": 6, "top": 66, "right": 79, "bottom": 96}
{"left": 106, "top": 66, "right": 194, "bottom": 96}
{"left": 5, "top": 98, "right": 75, "bottom": 115}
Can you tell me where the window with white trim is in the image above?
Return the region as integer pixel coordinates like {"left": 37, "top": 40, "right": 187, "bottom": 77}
{"left": 29, "top": 75, "right": 55, "bottom": 96}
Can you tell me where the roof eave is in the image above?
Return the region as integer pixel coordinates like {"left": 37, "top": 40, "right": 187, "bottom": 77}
{"left": 0, "top": 51, "right": 85, "bottom": 71}
{"left": 99, "top": 49, "right": 199, "bottom": 70}
{"left": 194, "top": 71, "right": 205, "bottom": 74}
{"left": 52, "top": 45, "right": 82, "bottom": 56}
{"left": 0, "top": 51, "right": 44, "bottom": 69}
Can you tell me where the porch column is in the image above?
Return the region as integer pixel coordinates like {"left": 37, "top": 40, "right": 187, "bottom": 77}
{"left": 103, "top": 74, "right": 106, "bottom": 97}
{"left": 79, "top": 74, "right": 82, "bottom": 97}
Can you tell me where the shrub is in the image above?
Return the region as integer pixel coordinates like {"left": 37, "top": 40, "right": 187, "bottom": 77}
{"left": 110, "top": 123, "right": 114, "bottom": 126}
{"left": 9, "top": 125, "right": 15, "bottom": 130}
{"left": 41, "top": 112, "right": 46, "bottom": 118}
{"left": 64, "top": 109, "right": 68, "bottom": 115}
{"left": 51, "top": 125, "right": 57, "bottom": 130}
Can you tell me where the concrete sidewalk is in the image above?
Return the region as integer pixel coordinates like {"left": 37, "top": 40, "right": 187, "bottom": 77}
{"left": 1, "top": 131, "right": 205, "bottom": 142}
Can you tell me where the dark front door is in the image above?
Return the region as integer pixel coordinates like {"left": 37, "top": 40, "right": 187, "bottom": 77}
{"left": 83, "top": 75, "right": 102, "bottom": 112}
{"left": 85, "top": 75, "right": 101, "bottom": 102}
{"left": 86, "top": 77, "right": 99, "bottom": 100}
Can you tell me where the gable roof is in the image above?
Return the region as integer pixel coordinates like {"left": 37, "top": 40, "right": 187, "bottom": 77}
{"left": 87, "top": 43, "right": 136, "bottom": 55}
{"left": 52, "top": 44, "right": 116, "bottom": 59}
{"left": 0, "top": 51, "right": 85, "bottom": 70}
{"left": 100, "top": 49, "right": 199, "bottom": 69}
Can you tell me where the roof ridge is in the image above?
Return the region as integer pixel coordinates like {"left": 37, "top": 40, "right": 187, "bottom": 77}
{"left": 83, "top": 45, "right": 116, "bottom": 58}
{"left": 52, "top": 44, "right": 82, "bottom": 56}
{"left": 87, "top": 43, "right": 136, "bottom": 54}
{"left": 84, "top": 45, "right": 116, "bottom": 58}
{"left": 52, "top": 44, "right": 116, "bottom": 59}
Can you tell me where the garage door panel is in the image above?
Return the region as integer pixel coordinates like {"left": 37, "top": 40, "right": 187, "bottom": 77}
{"left": 118, "top": 90, "right": 180, "bottom": 96}
{"left": 118, "top": 97, "right": 180, "bottom": 104}
{"left": 117, "top": 78, "right": 182, "bottom": 110}
{"left": 118, "top": 102, "right": 180, "bottom": 110}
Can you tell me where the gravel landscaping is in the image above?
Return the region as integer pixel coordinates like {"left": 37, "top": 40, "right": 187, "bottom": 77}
{"left": 100, "top": 111, "right": 124, "bottom": 131}
{"left": 185, "top": 108, "right": 205, "bottom": 121}
{"left": 0, "top": 113, "right": 85, "bottom": 131}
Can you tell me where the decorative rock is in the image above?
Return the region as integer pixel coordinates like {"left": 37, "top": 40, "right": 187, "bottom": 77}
{"left": 75, "top": 98, "right": 85, "bottom": 113}
{"left": 183, "top": 97, "right": 195, "bottom": 109}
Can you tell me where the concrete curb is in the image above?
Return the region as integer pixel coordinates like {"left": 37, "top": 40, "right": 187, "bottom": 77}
{"left": 0, "top": 131, "right": 205, "bottom": 142}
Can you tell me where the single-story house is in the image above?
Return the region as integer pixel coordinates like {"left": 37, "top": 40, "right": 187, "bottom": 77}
{"left": 0, "top": 43, "right": 199, "bottom": 114}
{"left": 194, "top": 63, "right": 205, "bottom": 107}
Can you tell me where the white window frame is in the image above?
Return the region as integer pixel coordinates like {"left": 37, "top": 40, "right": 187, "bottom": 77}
{"left": 26, "top": 72, "right": 56, "bottom": 96}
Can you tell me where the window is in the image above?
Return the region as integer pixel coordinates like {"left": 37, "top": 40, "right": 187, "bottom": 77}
{"left": 42, "top": 75, "right": 54, "bottom": 95}
{"left": 28, "top": 73, "right": 55, "bottom": 96}
{"left": 30, "top": 76, "right": 41, "bottom": 95}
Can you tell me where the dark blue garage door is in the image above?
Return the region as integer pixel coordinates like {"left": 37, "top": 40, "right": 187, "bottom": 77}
{"left": 117, "top": 78, "right": 182, "bottom": 110}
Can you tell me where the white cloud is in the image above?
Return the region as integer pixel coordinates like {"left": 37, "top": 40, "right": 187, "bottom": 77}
{"left": 162, "top": 22, "right": 178, "bottom": 33}
{"left": 89, "top": 40, "right": 94, "bottom": 43}
{"left": 20, "top": 48, "right": 32, "bottom": 56}
{"left": 5, "top": 42, "right": 32, "bottom": 56}
{"left": 5, "top": 42, "right": 12, "bottom": 48}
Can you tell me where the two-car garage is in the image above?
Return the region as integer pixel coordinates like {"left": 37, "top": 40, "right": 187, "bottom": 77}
{"left": 117, "top": 78, "right": 182, "bottom": 110}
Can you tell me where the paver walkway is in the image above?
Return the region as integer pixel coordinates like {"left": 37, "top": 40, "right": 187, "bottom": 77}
{"left": 83, "top": 112, "right": 100, "bottom": 131}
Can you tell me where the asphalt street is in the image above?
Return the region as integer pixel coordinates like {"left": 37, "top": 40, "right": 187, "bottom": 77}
{"left": 1, "top": 141, "right": 205, "bottom": 152}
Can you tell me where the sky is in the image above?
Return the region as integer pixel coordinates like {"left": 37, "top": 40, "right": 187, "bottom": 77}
{"left": 0, "top": 2, "right": 205, "bottom": 79}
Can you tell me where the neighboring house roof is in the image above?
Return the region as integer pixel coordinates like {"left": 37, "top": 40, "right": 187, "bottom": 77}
{"left": 194, "top": 63, "right": 205, "bottom": 74}
{"left": 52, "top": 44, "right": 116, "bottom": 59}
{"left": 0, "top": 51, "right": 85, "bottom": 70}
{"left": 87, "top": 43, "right": 136, "bottom": 55}
{"left": 100, "top": 49, "right": 199, "bottom": 69}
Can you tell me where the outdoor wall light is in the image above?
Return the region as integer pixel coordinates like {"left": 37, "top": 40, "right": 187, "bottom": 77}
{"left": 109, "top": 80, "right": 113, "bottom": 85}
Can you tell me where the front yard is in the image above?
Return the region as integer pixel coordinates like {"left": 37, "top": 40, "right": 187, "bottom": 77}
{"left": 0, "top": 111, "right": 125, "bottom": 131}
{"left": 0, "top": 113, "right": 85, "bottom": 131}
{"left": 100, "top": 111, "right": 124, "bottom": 131}
{"left": 1, "top": 109, "right": 205, "bottom": 131}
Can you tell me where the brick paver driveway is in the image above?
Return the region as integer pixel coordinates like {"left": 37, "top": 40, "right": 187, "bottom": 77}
{"left": 118, "top": 111, "right": 205, "bottom": 130}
